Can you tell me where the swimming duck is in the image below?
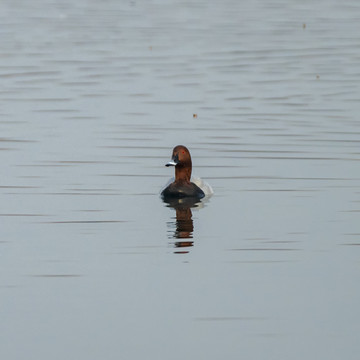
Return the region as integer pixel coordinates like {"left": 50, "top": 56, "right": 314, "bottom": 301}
{"left": 161, "top": 145, "right": 206, "bottom": 199}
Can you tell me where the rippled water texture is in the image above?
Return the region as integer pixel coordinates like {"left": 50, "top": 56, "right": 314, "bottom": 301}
{"left": 1, "top": 1, "right": 360, "bottom": 359}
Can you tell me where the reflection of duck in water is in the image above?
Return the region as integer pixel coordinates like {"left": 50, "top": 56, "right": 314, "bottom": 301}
{"left": 164, "top": 196, "right": 200, "bottom": 243}
{"left": 161, "top": 145, "right": 213, "bottom": 200}
{"left": 167, "top": 201, "right": 196, "bottom": 252}
{"left": 174, "top": 206, "right": 194, "bottom": 243}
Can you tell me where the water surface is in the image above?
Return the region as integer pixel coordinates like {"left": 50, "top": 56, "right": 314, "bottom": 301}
{"left": 1, "top": 1, "right": 360, "bottom": 359}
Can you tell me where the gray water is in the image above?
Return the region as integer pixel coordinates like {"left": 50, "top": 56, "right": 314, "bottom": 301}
{"left": 1, "top": 1, "right": 360, "bottom": 359}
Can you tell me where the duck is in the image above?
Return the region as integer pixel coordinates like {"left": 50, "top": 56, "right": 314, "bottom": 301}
{"left": 161, "top": 145, "right": 212, "bottom": 199}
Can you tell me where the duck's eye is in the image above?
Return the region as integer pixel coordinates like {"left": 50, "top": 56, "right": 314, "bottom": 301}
{"left": 182, "top": 151, "right": 185, "bottom": 154}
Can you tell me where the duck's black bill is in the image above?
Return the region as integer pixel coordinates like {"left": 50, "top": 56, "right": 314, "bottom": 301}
{"left": 165, "top": 160, "right": 177, "bottom": 167}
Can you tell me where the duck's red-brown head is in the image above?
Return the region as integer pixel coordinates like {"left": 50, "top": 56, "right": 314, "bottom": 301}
{"left": 165, "top": 145, "right": 192, "bottom": 182}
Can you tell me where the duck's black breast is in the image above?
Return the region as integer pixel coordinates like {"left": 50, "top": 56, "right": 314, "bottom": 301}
{"left": 161, "top": 182, "right": 205, "bottom": 199}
